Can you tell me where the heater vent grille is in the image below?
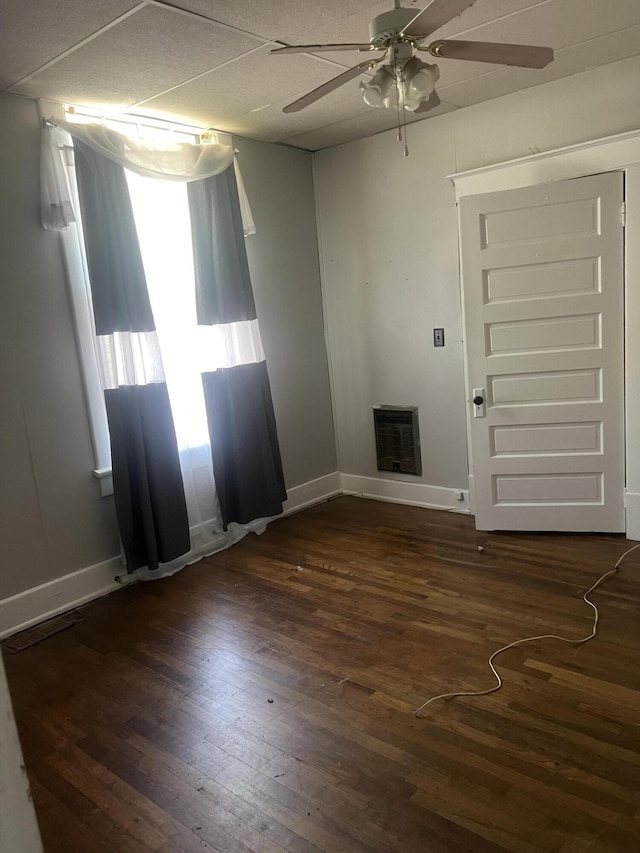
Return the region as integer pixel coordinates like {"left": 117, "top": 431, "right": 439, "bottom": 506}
{"left": 373, "top": 405, "right": 421, "bottom": 476}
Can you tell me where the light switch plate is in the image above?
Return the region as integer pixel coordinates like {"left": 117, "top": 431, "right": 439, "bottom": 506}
{"left": 433, "top": 328, "right": 444, "bottom": 347}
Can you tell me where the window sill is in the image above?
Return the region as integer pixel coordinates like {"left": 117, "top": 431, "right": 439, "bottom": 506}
{"left": 93, "top": 468, "right": 113, "bottom": 497}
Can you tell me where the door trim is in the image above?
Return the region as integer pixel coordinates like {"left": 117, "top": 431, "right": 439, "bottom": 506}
{"left": 449, "top": 128, "right": 640, "bottom": 200}
{"left": 450, "top": 132, "right": 640, "bottom": 539}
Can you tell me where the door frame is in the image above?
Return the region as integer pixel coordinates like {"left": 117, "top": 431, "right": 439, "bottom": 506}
{"left": 449, "top": 128, "right": 640, "bottom": 539}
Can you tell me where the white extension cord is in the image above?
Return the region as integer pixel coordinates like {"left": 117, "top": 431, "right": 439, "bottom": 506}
{"left": 414, "top": 540, "right": 640, "bottom": 717}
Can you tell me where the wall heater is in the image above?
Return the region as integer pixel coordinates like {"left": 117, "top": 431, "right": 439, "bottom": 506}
{"left": 373, "top": 405, "right": 422, "bottom": 476}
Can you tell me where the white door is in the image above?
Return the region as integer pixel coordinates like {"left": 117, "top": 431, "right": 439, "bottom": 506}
{"left": 460, "top": 172, "right": 625, "bottom": 532}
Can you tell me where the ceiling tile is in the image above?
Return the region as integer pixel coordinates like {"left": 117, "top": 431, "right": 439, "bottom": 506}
{"left": 10, "top": 5, "right": 263, "bottom": 108}
{"left": 223, "top": 85, "right": 377, "bottom": 143}
{"left": 137, "top": 46, "right": 352, "bottom": 128}
{"left": 434, "top": 0, "right": 553, "bottom": 39}
{"left": 282, "top": 1, "right": 543, "bottom": 50}
{"left": 283, "top": 99, "right": 456, "bottom": 150}
{"left": 282, "top": 1, "right": 410, "bottom": 45}
{"left": 439, "top": 22, "right": 640, "bottom": 108}
{"left": 238, "top": 80, "right": 457, "bottom": 147}
{"left": 159, "top": 0, "right": 386, "bottom": 42}
{"left": 450, "top": 0, "right": 640, "bottom": 49}
{"left": 156, "top": 54, "right": 456, "bottom": 147}
{"left": 432, "top": 56, "right": 503, "bottom": 88}
{"left": 0, "top": 0, "right": 139, "bottom": 90}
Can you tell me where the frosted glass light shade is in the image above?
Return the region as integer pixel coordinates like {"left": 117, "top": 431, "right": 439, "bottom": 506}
{"left": 402, "top": 59, "right": 440, "bottom": 111}
{"left": 361, "top": 67, "right": 394, "bottom": 108}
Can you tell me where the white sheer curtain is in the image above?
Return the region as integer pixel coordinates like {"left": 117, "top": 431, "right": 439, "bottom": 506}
{"left": 54, "top": 118, "right": 234, "bottom": 181}
{"left": 41, "top": 124, "right": 75, "bottom": 230}
{"left": 41, "top": 118, "right": 255, "bottom": 230}
{"left": 41, "top": 116, "right": 267, "bottom": 579}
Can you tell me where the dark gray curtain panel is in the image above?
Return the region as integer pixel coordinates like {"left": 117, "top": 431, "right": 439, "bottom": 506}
{"left": 187, "top": 166, "right": 257, "bottom": 325}
{"left": 73, "top": 140, "right": 154, "bottom": 335}
{"left": 202, "top": 362, "right": 287, "bottom": 530}
{"left": 73, "top": 139, "right": 190, "bottom": 571}
{"left": 189, "top": 162, "right": 287, "bottom": 529}
{"left": 105, "top": 384, "right": 190, "bottom": 570}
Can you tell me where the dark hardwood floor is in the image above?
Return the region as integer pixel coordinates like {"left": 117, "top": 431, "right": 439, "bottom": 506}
{"left": 4, "top": 496, "right": 640, "bottom": 853}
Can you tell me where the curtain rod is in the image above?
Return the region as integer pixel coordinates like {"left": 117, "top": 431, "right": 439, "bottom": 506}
{"left": 43, "top": 117, "right": 240, "bottom": 153}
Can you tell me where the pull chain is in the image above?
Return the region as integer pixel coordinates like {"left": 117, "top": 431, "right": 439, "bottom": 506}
{"left": 397, "top": 62, "right": 409, "bottom": 156}
{"left": 394, "top": 56, "right": 403, "bottom": 143}
{"left": 393, "top": 55, "right": 409, "bottom": 155}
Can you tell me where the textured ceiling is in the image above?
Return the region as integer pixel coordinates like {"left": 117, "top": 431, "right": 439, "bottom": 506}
{"left": 2, "top": 0, "right": 640, "bottom": 150}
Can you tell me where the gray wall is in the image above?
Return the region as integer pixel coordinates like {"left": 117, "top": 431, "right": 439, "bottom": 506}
{"left": 0, "top": 94, "right": 120, "bottom": 600}
{"left": 314, "top": 55, "right": 640, "bottom": 491}
{"left": 235, "top": 135, "right": 337, "bottom": 487}
{"left": 0, "top": 95, "right": 337, "bottom": 600}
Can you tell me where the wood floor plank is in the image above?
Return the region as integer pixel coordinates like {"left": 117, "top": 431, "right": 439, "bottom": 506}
{"left": 4, "top": 496, "right": 640, "bottom": 852}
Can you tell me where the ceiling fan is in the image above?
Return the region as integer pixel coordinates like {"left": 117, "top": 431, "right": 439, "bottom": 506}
{"left": 270, "top": 0, "right": 554, "bottom": 118}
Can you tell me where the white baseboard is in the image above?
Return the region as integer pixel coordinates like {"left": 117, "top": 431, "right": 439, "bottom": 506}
{"left": 625, "top": 491, "right": 640, "bottom": 541}
{"left": 0, "top": 470, "right": 466, "bottom": 639}
{"left": 0, "top": 556, "right": 130, "bottom": 640}
{"left": 340, "top": 473, "right": 471, "bottom": 514}
{"left": 0, "top": 472, "right": 343, "bottom": 639}
{"left": 282, "top": 471, "right": 342, "bottom": 516}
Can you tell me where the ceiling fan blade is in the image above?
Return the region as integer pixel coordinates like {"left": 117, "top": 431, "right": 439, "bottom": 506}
{"left": 431, "top": 39, "right": 554, "bottom": 68}
{"left": 283, "top": 61, "right": 373, "bottom": 113}
{"left": 401, "top": 0, "right": 478, "bottom": 39}
{"left": 271, "top": 43, "right": 374, "bottom": 54}
{"left": 413, "top": 90, "right": 441, "bottom": 114}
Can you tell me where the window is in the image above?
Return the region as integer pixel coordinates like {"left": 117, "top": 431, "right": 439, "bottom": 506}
{"left": 57, "top": 106, "right": 256, "bottom": 495}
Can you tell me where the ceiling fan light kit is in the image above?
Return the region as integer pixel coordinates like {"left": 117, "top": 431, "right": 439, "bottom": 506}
{"left": 360, "top": 57, "right": 440, "bottom": 112}
{"left": 271, "top": 0, "right": 554, "bottom": 151}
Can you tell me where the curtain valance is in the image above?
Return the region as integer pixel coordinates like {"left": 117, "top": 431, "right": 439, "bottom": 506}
{"left": 55, "top": 118, "right": 234, "bottom": 181}
{"left": 41, "top": 119, "right": 255, "bottom": 235}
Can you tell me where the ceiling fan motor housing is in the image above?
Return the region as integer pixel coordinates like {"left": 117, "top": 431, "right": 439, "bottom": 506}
{"left": 369, "top": 8, "right": 418, "bottom": 46}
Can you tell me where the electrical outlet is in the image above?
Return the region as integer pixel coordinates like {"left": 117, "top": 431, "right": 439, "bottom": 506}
{"left": 433, "top": 328, "right": 444, "bottom": 347}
